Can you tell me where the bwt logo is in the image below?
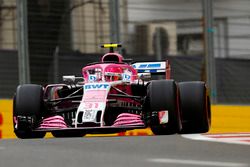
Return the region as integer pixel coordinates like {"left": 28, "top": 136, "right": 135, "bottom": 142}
{"left": 85, "top": 84, "right": 109, "bottom": 90}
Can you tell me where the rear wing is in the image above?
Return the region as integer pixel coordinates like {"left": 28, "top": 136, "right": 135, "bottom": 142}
{"left": 132, "top": 60, "right": 171, "bottom": 79}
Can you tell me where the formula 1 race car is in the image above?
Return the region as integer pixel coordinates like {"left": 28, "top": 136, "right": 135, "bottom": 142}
{"left": 13, "top": 44, "right": 211, "bottom": 139}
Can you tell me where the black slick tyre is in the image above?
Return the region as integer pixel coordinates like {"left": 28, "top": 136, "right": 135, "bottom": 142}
{"left": 147, "top": 80, "right": 181, "bottom": 135}
{"left": 178, "top": 81, "right": 211, "bottom": 134}
{"left": 13, "top": 84, "right": 46, "bottom": 139}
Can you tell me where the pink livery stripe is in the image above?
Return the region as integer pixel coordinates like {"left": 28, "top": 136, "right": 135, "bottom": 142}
{"left": 112, "top": 113, "right": 144, "bottom": 127}
{"left": 42, "top": 116, "right": 65, "bottom": 122}
{"left": 40, "top": 123, "right": 67, "bottom": 128}
{"left": 114, "top": 117, "right": 142, "bottom": 123}
{"left": 117, "top": 113, "right": 141, "bottom": 119}
{"left": 113, "top": 122, "right": 144, "bottom": 127}
{"left": 39, "top": 115, "right": 67, "bottom": 129}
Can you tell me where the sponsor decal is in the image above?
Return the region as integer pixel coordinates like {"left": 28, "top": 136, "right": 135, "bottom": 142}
{"left": 83, "top": 90, "right": 107, "bottom": 102}
{"left": 138, "top": 63, "right": 161, "bottom": 68}
{"left": 132, "top": 62, "right": 166, "bottom": 69}
{"left": 83, "top": 110, "right": 96, "bottom": 121}
{"left": 88, "top": 75, "right": 97, "bottom": 81}
{"left": 122, "top": 73, "right": 131, "bottom": 81}
{"left": 132, "top": 62, "right": 166, "bottom": 73}
{"left": 84, "top": 83, "right": 109, "bottom": 90}
{"left": 83, "top": 102, "right": 99, "bottom": 109}
{"left": 158, "top": 111, "right": 168, "bottom": 124}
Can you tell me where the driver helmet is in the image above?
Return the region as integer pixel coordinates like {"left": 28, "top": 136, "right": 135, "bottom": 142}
{"left": 105, "top": 67, "right": 122, "bottom": 81}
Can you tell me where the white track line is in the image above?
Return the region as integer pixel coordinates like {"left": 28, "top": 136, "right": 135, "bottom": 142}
{"left": 205, "top": 133, "right": 250, "bottom": 137}
{"left": 182, "top": 134, "right": 250, "bottom": 145}
{"left": 147, "top": 158, "right": 248, "bottom": 167}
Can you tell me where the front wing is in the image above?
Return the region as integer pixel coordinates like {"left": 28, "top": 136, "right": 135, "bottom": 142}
{"left": 35, "top": 125, "right": 146, "bottom": 134}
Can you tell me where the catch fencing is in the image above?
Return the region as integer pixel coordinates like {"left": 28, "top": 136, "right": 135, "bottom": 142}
{"left": 0, "top": 0, "right": 250, "bottom": 104}
{"left": 1, "top": 50, "right": 250, "bottom": 104}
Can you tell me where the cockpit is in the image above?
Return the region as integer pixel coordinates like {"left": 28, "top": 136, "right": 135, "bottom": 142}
{"left": 81, "top": 44, "right": 137, "bottom": 83}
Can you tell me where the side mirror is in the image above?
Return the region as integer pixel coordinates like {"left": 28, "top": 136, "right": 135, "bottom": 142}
{"left": 63, "top": 75, "right": 76, "bottom": 82}
{"left": 63, "top": 75, "right": 84, "bottom": 83}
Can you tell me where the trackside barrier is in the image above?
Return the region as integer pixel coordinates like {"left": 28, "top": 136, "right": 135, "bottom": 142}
{"left": 0, "top": 113, "right": 2, "bottom": 138}
{"left": 0, "top": 99, "right": 250, "bottom": 138}
{"left": 209, "top": 105, "right": 250, "bottom": 133}
{"left": 0, "top": 100, "right": 14, "bottom": 139}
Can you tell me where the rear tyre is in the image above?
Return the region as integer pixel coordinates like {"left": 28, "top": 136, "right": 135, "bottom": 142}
{"left": 13, "top": 84, "right": 46, "bottom": 139}
{"left": 178, "top": 81, "right": 211, "bottom": 133}
{"left": 146, "top": 80, "right": 181, "bottom": 135}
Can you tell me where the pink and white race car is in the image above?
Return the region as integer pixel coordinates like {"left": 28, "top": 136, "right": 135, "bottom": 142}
{"left": 13, "top": 44, "right": 211, "bottom": 138}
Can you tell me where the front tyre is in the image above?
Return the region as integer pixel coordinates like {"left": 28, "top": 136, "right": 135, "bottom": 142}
{"left": 146, "top": 80, "right": 181, "bottom": 135}
{"left": 13, "top": 84, "right": 46, "bottom": 139}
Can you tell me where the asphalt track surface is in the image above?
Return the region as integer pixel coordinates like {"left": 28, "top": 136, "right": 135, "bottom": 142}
{"left": 0, "top": 135, "right": 249, "bottom": 167}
